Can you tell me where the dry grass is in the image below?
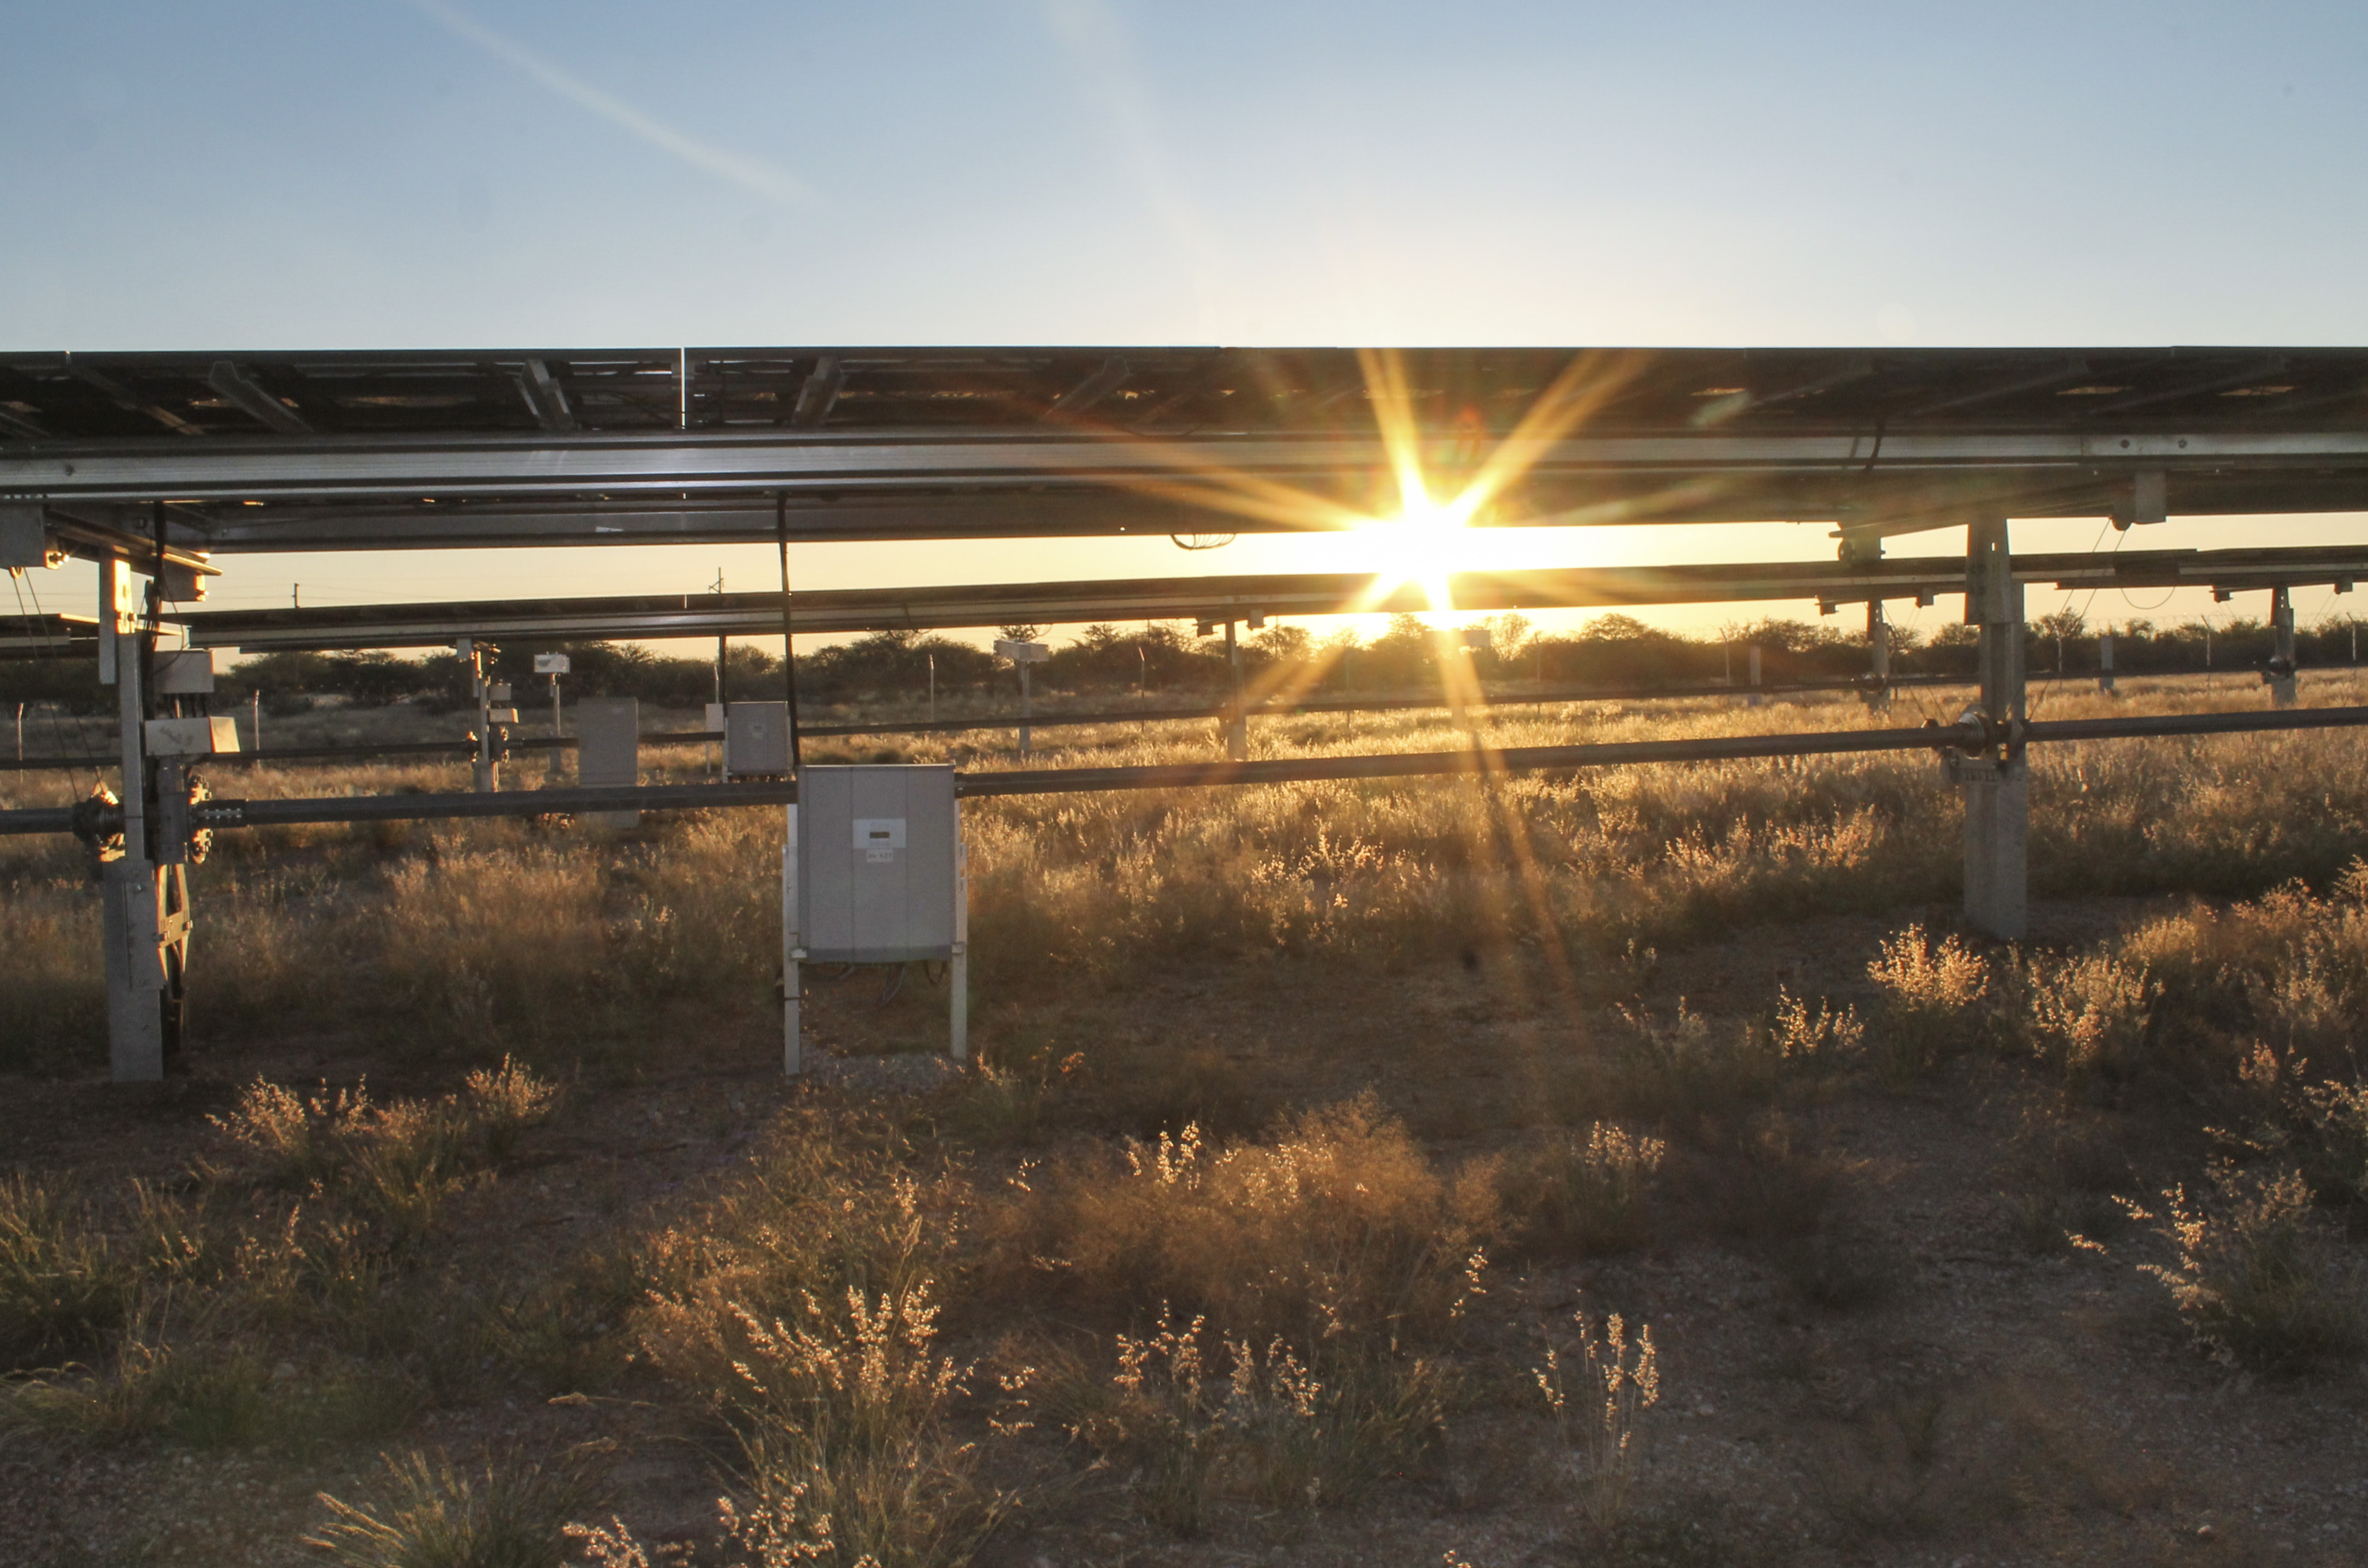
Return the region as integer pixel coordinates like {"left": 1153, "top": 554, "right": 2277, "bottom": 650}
{"left": 991, "top": 1095, "right": 1497, "bottom": 1345}
{"left": 308, "top": 1449, "right": 595, "bottom": 1568}
{"left": 14, "top": 679, "right": 2368, "bottom": 1074}
{"left": 10, "top": 678, "right": 2368, "bottom": 1561}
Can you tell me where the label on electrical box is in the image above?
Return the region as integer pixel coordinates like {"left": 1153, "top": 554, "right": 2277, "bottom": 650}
{"left": 853, "top": 818, "right": 907, "bottom": 862}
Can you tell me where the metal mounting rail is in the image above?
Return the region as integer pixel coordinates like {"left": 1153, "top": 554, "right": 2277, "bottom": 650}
{"left": 9, "top": 704, "right": 2368, "bottom": 837}
{"left": 3, "top": 665, "right": 2298, "bottom": 775}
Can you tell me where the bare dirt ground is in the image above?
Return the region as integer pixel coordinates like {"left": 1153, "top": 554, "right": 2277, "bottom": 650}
{"left": 6, "top": 892, "right": 2365, "bottom": 1568}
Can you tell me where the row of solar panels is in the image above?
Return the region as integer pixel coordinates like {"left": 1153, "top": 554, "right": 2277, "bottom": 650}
{"left": 6, "top": 346, "right": 2366, "bottom": 443}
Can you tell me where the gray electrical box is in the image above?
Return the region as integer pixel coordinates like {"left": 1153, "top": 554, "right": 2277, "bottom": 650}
{"left": 575, "top": 697, "right": 640, "bottom": 828}
{"left": 796, "top": 765, "right": 958, "bottom": 962}
{"left": 155, "top": 650, "right": 216, "bottom": 694}
{"left": 726, "top": 701, "right": 792, "bottom": 776}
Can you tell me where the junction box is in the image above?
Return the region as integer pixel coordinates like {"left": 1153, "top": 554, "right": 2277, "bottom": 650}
{"left": 784, "top": 764, "right": 967, "bottom": 1071}
{"left": 726, "top": 701, "right": 792, "bottom": 776}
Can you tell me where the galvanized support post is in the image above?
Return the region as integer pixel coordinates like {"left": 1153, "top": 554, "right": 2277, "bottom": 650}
{"left": 1747, "top": 644, "right": 1764, "bottom": 706}
{"left": 1961, "top": 517, "right": 2028, "bottom": 941}
{"left": 99, "top": 555, "right": 165, "bottom": 1082}
{"left": 2098, "top": 631, "right": 2116, "bottom": 694}
{"left": 1864, "top": 600, "right": 1891, "bottom": 709}
{"left": 950, "top": 821, "right": 969, "bottom": 1062}
{"left": 2268, "top": 584, "right": 2299, "bottom": 708}
{"left": 781, "top": 802, "right": 801, "bottom": 1076}
{"left": 1225, "top": 619, "right": 1249, "bottom": 760}
{"left": 1018, "top": 661, "right": 1033, "bottom": 759}
{"left": 547, "top": 674, "right": 565, "bottom": 781}
{"left": 460, "top": 639, "right": 495, "bottom": 793}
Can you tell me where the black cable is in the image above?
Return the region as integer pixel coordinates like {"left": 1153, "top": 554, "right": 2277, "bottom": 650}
{"left": 776, "top": 492, "right": 803, "bottom": 776}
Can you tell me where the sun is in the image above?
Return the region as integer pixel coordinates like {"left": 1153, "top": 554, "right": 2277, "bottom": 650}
{"left": 1362, "top": 485, "right": 1480, "bottom": 614}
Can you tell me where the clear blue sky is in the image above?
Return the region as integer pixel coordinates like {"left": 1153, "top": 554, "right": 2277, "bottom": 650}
{"left": 7, "top": 1, "right": 2368, "bottom": 642}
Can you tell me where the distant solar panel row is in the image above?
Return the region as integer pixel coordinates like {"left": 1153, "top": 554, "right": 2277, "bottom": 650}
{"left": 5, "top": 346, "right": 2366, "bottom": 442}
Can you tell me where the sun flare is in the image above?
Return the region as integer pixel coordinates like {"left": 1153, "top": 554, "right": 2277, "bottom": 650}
{"left": 1362, "top": 491, "right": 1476, "bottom": 614}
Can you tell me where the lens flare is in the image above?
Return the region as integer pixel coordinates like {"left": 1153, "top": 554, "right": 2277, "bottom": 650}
{"left": 1364, "top": 488, "right": 1475, "bottom": 614}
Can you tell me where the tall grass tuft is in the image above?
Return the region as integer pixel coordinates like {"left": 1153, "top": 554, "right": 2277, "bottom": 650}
{"left": 0, "top": 1176, "right": 129, "bottom": 1373}
{"left": 1057, "top": 1305, "right": 1446, "bottom": 1535}
{"left": 307, "top": 1449, "right": 594, "bottom": 1568}
{"left": 1533, "top": 1300, "right": 1662, "bottom": 1529}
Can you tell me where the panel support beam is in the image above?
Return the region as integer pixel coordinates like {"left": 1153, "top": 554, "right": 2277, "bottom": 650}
{"left": 791, "top": 356, "right": 844, "bottom": 427}
{"left": 1043, "top": 356, "right": 1130, "bottom": 421}
{"left": 207, "top": 361, "right": 312, "bottom": 434}
{"left": 515, "top": 359, "right": 577, "bottom": 433}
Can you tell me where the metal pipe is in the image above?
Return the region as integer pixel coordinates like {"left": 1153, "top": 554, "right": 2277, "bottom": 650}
{"left": 10, "top": 664, "right": 2363, "bottom": 774}
{"left": 15, "top": 702, "right": 2368, "bottom": 837}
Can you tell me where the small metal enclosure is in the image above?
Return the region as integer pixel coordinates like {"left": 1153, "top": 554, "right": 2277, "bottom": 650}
{"left": 574, "top": 697, "right": 640, "bottom": 827}
{"left": 784, "top": 764, "right": 967, "bottom": 1073}
{"left": 726, "top": 701, "right": 792, "bottom": 776}
{"left": 155, "top": 650, "right": 216, "bottom": 694}
{"left": 143, "top": 716, "right": 240, "bottom": 757}
{"left": 797, "top": 765, "right": 957, "bottom": 961}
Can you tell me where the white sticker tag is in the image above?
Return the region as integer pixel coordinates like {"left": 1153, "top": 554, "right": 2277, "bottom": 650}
{"left": 854, "top": 818, "right": 907, "bottom": 860}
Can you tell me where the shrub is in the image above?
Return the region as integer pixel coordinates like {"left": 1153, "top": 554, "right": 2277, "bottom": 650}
{"left": 710, "top": 1284, "right": 1004, "bottom": 1568}
{"left": 1866, "top": 924, "right": 1989, "bottom": 1079}
{"left": 0, "top": 1176, "right": 129, "bottom": 1372}
{"left": 1771, "top": 986, "right": 1865, "bottom": 1065}
{"left": 307, "top": 1449, "right": 595, "bottom": 1568}
{"left": 2023, "top": 952, "right": 2156, "bottom": 1086}
{"left": 2294, "top": 1078, "right": 2368, "bottom": 1209}
{"left": 2116, "top": 1163, "right": 2368, "bottom": 1370}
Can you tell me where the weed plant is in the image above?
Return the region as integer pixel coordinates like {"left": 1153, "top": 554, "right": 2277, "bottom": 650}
{"left": 1054, "top": 1304, "right": 1447, "bottom": 1535}
{"left": 2020, "top": 950, "right": 2157, "bottom": 1091}
{"left": 1533, "top": 1302, "right": 1662, "bottom": 1529}
{"left": 715, "top": 1286, "right": 1006, "bottom": 1568}
{"left": 2111, "top": 1162, "right": 2368, "bottom": 1370}
{"left": 1865, "top": 924, "right": 1990, "bottom": 1081}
